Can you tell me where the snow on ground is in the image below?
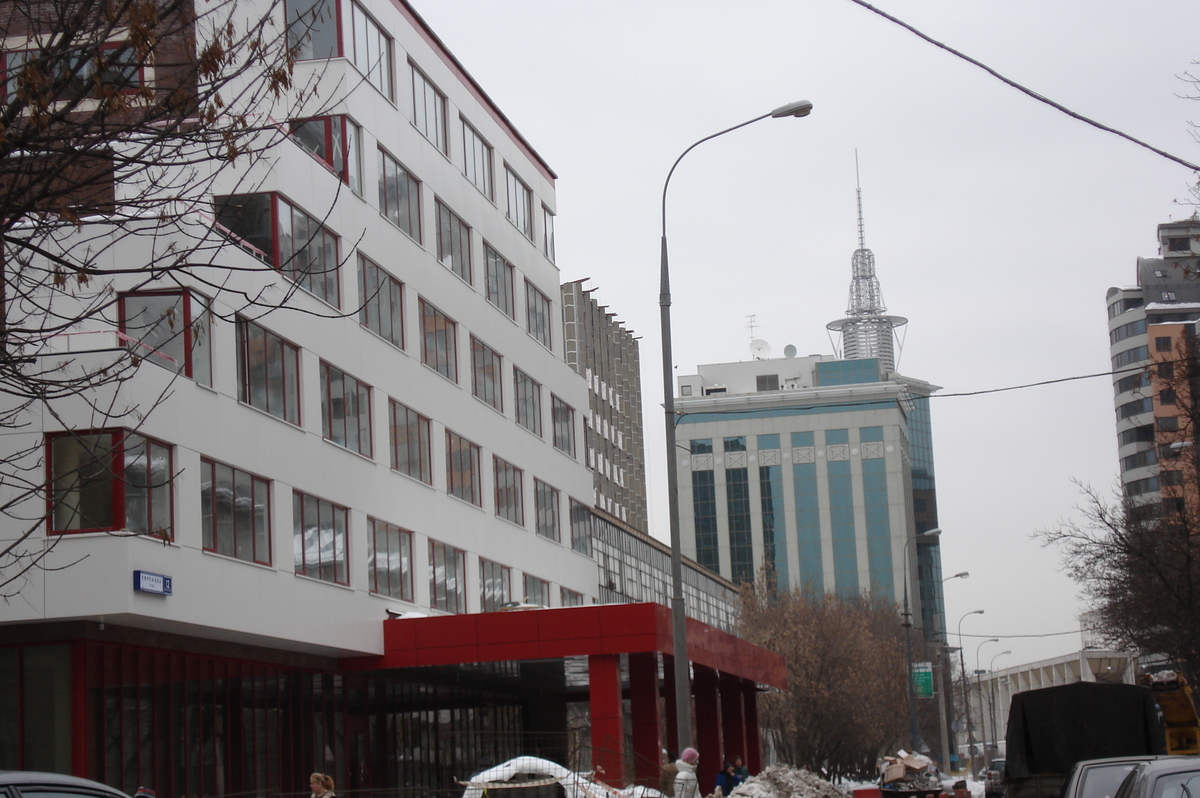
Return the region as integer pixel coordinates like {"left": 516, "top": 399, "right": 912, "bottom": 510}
{"left": 729, "top": 765, "right": 849, "bottom": 798}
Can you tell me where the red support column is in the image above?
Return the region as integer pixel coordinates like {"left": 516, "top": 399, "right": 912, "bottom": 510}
{"left": 629, "top": 652, "right": 663, "bottom": 787}
{"left": 719, "top": 674, "right": 746, "bottom": 767}
{"left": 663, "top": 654, "right": 679, "bottom": 755}
{"left": 693, "top": 665, "right": 721, "bottom": 791}
{"left": 589, "top": 654, "right": 625, "bottom": 786}
{"left": 742, "top": 681, "right": 762, "bottom": 774}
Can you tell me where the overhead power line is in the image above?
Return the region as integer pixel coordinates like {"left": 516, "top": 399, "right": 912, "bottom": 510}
{"left": 844, "top": 0, "right": 1200, "bottom": 172}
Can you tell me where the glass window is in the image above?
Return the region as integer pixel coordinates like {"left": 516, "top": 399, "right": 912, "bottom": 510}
{"left": 690, "top": 439, "right": 713, "bottom": 455}
{"left": 291, "top": 115, "right": 363, "bottom": 193}
{"left": 1158, "top": 416, "right": 1180, "bottom": 432}
{"left": 493, "top": 456, "right": 524, "bottom": 525}
{"left": 320, "top": 361, "right": 372, "bottom": 457}
{"left": 368, "top": 517, "right": 412, "bottom": 600}
{"left": 119, "top": 290, "right": 211, "bottom": 386}
{"left": 1157, "top": 336, "right": 1174, "bottom": 352}
{"left": 534, "top": 479, "right": 559, "bottom": 542}
{"left": 561, "top": 587, "right": 584, "bottom": 606}
{"left": 277, "top": 195, "right": 340, "bottom": 306}
{"left": 541, "top": 205, "right": 555, "bottom": 261}
{"left": 48, "top": 430, "right": 172, "bottom": 537}
{"left": 462, "top": 119, "right": 493, "bottom": 199}
{"left": 485, "top": 244, "right": 516, "bottom": 318}
{"left": 292, "top": 490, "right": 349, "bottom": 585}
{"left": 411, "top": 62, "right": 447, "bottom": 153}
{"left": 525, "top": 280, "right": 552, "bottom": 348}
{"left": 523, "top": 573, "right": 550, "bottom": 607}
{"left": 569, "top": 498, "right": 591, "bottom": 555}
{"left": 471, "top": 336, "right": 503, "bottom": 411}
{"left": 389, "top": 399, "right": 431, "bottom": 483}
{"left": 724, "top": 436, "right": 747, "bottom": 452}
{"left": 358, "top": 254, "right": 403, "bottom": 347}
{"left": 236, "top": 316, "right": 301, "bottom": 425}
{"left": 286, "top": 0, "right": 339, "bottom": 60}
{"left": 514, "top": 368, "right": 542, "bottom": 436}
{"left": 350, "top": 2, "right": 392, "bottom": 98}
{"left": 1160, "top": 389, "right": 1178, "bottom": 406}
{"left": 446, "top": 430, "right": 481, "bottom": 506}
{"left": 215, "top": 193, "right": 340, "bottom": 306}
{"left": 420, "top": 299, "right": 457, "bottom": 381}
{"left": 551, "top": 396, "right": 575, "bottom": 456}
{"left": 436, "top": 200, "right": 472, "bottom": 283}
{"left": 504, "top": 166, "right": 532, "bottom": 238}
{"left": 378, "top": 149, "right": 421, "bottom": 240}
{"left": 429, "top": 539, "right": 466, "bottom": 613}
{"left": 5, "top": 44, "right": 143, "bottom": 102}
{"left": 481, "top": 558, "right": 511, "bottom": 611}
{"left": 200, "top": 457, "right": 270, "bottom": 564}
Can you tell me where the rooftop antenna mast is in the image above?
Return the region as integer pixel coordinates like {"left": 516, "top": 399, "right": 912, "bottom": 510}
{"left": 826, "top": 151, "right": 908, "bottom": 374}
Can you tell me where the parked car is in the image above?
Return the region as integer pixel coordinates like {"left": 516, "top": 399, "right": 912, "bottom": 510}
{"left": 0, "top": 772, "right": 132, "bottom": 798}
{"left": 1112, "top": 758, "right": 1200, "bottom": 798}
{"left": 1067, "top": 757, "right": 1188, "bottom": 798}
{"left": 986, "top": 759, "right": 1007, "bottom": 798}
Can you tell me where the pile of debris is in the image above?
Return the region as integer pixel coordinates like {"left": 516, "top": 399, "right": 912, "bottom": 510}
{"left": 730, "top": 765, "right": 848, "bottom": 798}
{"left": 879, "top": 752, "right": 942, "bottom": 794}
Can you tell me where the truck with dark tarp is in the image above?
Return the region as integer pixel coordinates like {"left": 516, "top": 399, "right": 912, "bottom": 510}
{"left": 1004, "top": 682, "right": 1166, "bottom": 798}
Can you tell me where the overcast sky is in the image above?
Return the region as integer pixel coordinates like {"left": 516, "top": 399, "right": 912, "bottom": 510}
{"left": 414, "top": 0, "right": 1200, "bottom": 669}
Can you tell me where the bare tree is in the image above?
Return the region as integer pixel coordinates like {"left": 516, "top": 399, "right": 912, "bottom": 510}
{"left": 1040, "top": 329, "right": 1200, "bottom": 677}
{"left": 738, "top": 579, "right": 908, "bottom": 780}
{"left": 0, "top": 0, "right": 349, "bottom": 593}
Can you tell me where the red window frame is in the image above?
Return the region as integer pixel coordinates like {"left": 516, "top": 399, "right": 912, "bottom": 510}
{"left": 523, "top": 573, "right": 550, "bottom": 607}
{"left": 285, "top": 0, "right": 344, "bottom": 60}
{"left": 236, "top": 316, "right": 302, "bottom": 426}
{"left": 215, "top": 193, "right": 341, "bottom": 307}
{"left": 368, "top": 517, "right": 413, "bottom": 600}
{"left": 319, "top": 361, "right": 373, "bottom": 457}
{"left": 534, "top": 479, "right": 560, "bottom": 542}
{"left": 420, "top": 299, "right": 457, "bottom": 382}
{"left": 358, "top": 254, "right": 404, "bottom": 348}
{"left": 117, "top": 289, "right": 211, "bottom": 384}
{"left": 200, "top": 457, "right": 272, "bottom": 565}
{"left": 291, "top": 115, "right": 353, "bottom": 183}
{"left": 480, "top": 558, "right": 511, "bottom": 612}
{"left": 445, "top": 430, "right": 481, "bottom": 506}
{"left": 293, "top": 490, "right": 349, "bottom": 585}
{"left": 388, "top": 399, "right": 432, "bottom": 484}
{"left": 429, "top": 538, "right": 467, "bottom": 614}
{"left": 493, "top": 456, "right": 524, "bottom": 526}
{"left": 46, "top": 429, "right": 173, "bottom": 537}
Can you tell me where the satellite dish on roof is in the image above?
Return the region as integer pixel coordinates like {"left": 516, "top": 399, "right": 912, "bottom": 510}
{"left": 750, "top": 339, "right": 772, "bottom": 360}
{"left": 784, "top": 344, "right": 797, "bottom": 358}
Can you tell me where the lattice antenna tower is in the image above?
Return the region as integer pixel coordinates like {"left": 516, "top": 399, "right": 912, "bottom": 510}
{"left": 826, "top": 152, "right": 908, "bottom": 374}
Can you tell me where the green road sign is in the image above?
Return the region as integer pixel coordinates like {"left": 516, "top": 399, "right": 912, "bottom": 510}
{"left": 912, "top": 661, "right": 934, "bottom": 698}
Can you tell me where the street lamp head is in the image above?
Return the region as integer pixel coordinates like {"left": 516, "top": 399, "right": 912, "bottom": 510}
{"left": 950, "top": 571, "right": 969, "bottom": 580}
{"left": 770, "top": 100, "right": 814, "bottom": 118}
{"left": 921, "top": 528, "right": 942, "bottom": 538}
{"left": 970, "top": 609, "right": 985, "bottom": 617}
{"left": 987, "top": 637, "right": 1000, "bottom": 644}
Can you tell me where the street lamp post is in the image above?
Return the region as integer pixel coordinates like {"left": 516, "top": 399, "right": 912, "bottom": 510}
{"left": 975, "top": 638, "right": 1000, "bottom": 768}
{"left": 937, "top": 571, "right": 968, "bottom": 771}
{"left": 957, "top": 609, "right": 984, "bottom": 776}
{"left": 902, "top": 528, "right": 941, "bottom": 751}
{"left": 660, "top": 99, "right": 814, "bottom": 750}
{"left": 987, "top": 650, "right": 1011, "bottom": 764}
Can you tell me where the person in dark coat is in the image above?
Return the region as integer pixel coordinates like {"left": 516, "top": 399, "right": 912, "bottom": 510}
{"left": 715, "top": 762, "right": 742, "bottom": 797}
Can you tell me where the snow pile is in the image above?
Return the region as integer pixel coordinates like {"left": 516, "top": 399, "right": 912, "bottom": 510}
{"left": 729, "top": 765, "right": 849, "bottom": 798}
